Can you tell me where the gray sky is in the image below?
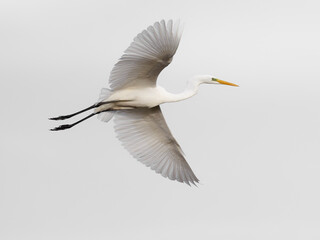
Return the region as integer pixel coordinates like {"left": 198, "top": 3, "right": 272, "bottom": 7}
{"left": 1, "top": 0, "right": 320, "bottom": 239}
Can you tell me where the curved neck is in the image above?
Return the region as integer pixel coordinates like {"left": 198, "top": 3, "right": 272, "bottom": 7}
{"left": 163, "top": 78, "right": 202, "bottom": 103}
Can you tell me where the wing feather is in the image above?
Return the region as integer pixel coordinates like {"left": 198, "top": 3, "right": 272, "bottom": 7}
{"left": 108, "top": 20, "right": 182, "bottom": 90}
{"left": 114, "top": 106, "right": 199, "bottom": 185}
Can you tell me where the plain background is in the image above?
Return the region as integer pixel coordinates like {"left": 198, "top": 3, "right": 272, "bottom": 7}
{"left": 1, "top": 0, "right": 320, "bottom": 239}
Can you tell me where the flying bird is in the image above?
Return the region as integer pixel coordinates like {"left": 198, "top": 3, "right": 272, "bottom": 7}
{"left": 50, "top": 20, "right": 238, "bottom": 186}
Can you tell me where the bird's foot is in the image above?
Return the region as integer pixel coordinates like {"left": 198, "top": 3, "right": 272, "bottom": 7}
{"left": 49, "top": 115, "right": 71, "bottom": 120}
{"left": 50, "top": 124, "right": 73, "bottom": 131}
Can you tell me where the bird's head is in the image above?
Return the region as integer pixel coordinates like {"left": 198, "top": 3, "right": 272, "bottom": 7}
{"left": 196, "top": 75, "right": 239, "bottom": 87}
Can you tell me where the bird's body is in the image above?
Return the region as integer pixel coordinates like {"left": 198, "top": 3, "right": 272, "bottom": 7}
{"left": 97, "top": 86, "right": 169, "bottom": 109}
{"left": 50, "top": 20, "right": 238, "bottom": 186}
{"left": 96, "top": 76, "right": 204, "bottom": 110}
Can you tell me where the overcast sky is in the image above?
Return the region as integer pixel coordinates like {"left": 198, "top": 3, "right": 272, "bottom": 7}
{"left": 1, "top": 0, "right": 320, "bottom": 239}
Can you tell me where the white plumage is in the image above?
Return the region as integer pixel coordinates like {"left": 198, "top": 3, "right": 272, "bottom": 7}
{"left": 50, "top": 20, "right": 238, "bottom": 186}
{"left": 109, "top": 20, "right": 182, "bottom": 90}
{"left": 114, "top": 107, "right": 198, "bottom": 185}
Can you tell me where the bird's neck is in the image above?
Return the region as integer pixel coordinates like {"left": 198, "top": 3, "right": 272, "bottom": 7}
{"left": 163, "top": 78, "right": 202, "bottom": 103}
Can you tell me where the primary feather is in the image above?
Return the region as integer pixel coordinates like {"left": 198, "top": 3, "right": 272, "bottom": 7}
{"left": 108, "top": 19, "right": 182, "bottom": 90}
{"left": 114, "top": 107, "right": 199, "bottom": 186}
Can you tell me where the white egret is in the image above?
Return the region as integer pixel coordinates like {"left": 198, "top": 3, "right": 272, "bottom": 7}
{"left": 50, "top": 20, "right": 238, "bottom": 186}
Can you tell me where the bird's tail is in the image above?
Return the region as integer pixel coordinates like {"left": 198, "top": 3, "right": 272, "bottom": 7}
{"left": 96, "top": 88, "right": 114, "bottom": 122}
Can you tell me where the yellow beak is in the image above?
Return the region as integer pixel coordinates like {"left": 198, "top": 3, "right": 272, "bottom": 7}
{"left": 216, "top": 79, "right": 239, "bottom": 87}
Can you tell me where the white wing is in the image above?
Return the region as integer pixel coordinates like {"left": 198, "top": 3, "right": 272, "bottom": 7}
{"left": 108, "top": 19, "right": 182, "bottom": 90}
{"left": 114, "top": 106, "right": 199, "bottom": 186}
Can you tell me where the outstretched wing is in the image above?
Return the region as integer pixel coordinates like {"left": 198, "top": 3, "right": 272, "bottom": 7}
{"left": 108, "top": 20, "right": 182, "bottom": 90}
{"left": 114, "top": 106, "right": 199, "bottom": 186}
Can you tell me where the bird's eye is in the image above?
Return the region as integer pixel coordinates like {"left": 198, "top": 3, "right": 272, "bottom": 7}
{"left": 212, "top": 78, "right": 218, "bottom": 81}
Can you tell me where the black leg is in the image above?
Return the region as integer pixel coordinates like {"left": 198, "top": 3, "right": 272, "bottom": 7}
{"left": 50, "top": 113, "right": 97, "bottom": 131}
{"left": 50, "top": 109, "right": 116, "bottom": 131}
{"left": 49, "top": 104, "right": 98, "bottom": 121}
{"left": 49, "top": 100, "right": 129, "bottom": 121}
